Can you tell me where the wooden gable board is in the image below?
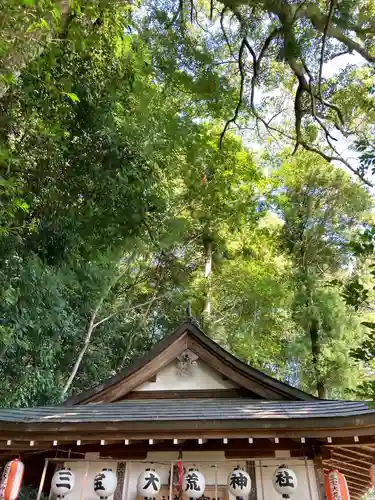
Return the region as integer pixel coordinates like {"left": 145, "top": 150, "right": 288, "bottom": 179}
{"left": 64, "top": 321, "right": 316, "bottom": 405}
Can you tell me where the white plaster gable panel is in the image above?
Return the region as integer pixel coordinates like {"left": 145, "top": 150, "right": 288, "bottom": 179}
{"left": 133, "top": 351, "right": 239, "bottom": 391}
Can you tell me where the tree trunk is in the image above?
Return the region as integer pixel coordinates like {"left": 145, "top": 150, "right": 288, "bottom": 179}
{"left": 0, "top": 345, "right": 7, "bottom": 362}
{"left": 119, "top": 292, "right": 159, "bottom": 369}
{"left": 310, "top": 317, "right": 326, "bottom": 398}
{"left": 62, "top": 293, "right": 164, "bottom": 395}
{"left": 203, "top": 239, "right": 212, "bottom": 316}
{"left": 62, "top": 303, "right": 102, "bottom": 395}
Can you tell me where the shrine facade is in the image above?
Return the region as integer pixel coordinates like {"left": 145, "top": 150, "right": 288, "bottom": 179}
{"left": 0, "top": 321, "right": 374, "bottom": 500}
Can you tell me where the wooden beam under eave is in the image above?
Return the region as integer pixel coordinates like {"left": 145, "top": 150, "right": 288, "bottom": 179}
{"left": 0, "top": 433, "right": 374, "bottom": 449}
{"left": 330, "top": 453, "right": 372, "bottom": 471}
{"left": 346, "top": 480, "right": 370, "bottom": 495}
{"left": 225, "top": 448, "right": 315, "bottom": 460}
{"left": 356, "top": 444, "right": 375, "bottom": 454}
{"left": 324, "top": 461, "right": 371, "bottom": 482}
{"left": 1, "top": 438, "right": 315, "bottom": 454}
{"left": 347, "top": 485, "right": 369, "bottom": 497}
{"left": 125, "top": 388, "right": 255, "bottom": 400}
{"left": 2, "top": 420, "right": 375, "bottom": 440}
{"left": 322, "top": 446, "right": 370, "bottom": 462}
{"left": 346, "top": 481, "right": 370, "bottom": 493}
{"left": 338, "top": 476, "right": 369, "bottom": 492}
{"left": 99, "top": 450, "right": 148, "bottom": 459}
{"left": 316, "top": 434, "right": 375, "bottom": 444}
{"left": 337, "top": 446, "right": 375, "bottom": 460}
{"left": 331, "top": 451, "right": 373, "bottom": 468}
{"left": 324, "top": 438, "right": 375, "bottom": 448}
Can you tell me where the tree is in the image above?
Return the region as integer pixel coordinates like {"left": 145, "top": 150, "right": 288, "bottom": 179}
{"left": 3, "top": 0, "right": 375, "bottom": 183}
{"left": 137, "top": 0, "right": 375, "bottom": 184}
{"left": 339, "top": 227, "right": 375, "bottom": 400}
{"left": 1, "top": 2, "right": 276, "bottom": 404}
{"left": 0, "top": 3, "right": 244, "bottom": 404}
{"left": 272, "top": 151, "right": 372, "bottom": 397}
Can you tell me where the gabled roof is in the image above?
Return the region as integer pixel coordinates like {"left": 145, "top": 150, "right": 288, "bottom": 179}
{"left": 65, "top": 321, "right": 316, "bottom": 404}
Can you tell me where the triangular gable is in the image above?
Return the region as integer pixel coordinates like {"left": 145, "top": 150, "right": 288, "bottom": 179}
{"left": 132, "top": 351, "right": 242, "bottom": 393}
{"left": 65, "top": 321, "right": 316, "bottom": 404}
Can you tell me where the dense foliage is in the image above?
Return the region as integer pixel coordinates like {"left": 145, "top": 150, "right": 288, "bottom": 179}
{"left": 1, "top": 0, "right": 375, "bottom": 406}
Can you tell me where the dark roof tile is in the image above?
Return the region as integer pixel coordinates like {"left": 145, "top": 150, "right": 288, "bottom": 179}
{"left": 0, "top": 399, "right": 372, "bottom": 423}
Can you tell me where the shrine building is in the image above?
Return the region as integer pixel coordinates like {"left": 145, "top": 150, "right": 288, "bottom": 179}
{"left": 1, "top": 320, "right": 375, "bottom": 500}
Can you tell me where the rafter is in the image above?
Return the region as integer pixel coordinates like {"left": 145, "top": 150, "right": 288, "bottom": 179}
{"left": 331, "top": 451, "right": 373, "bottom": 469}
{"left": 325, "top": 461, "right": 370, "bottom": 482}
{"left": 340, "top": 447, "right": 375, "bottom": 459}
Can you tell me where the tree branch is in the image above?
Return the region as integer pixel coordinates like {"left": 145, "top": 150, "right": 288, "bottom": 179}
{"left": 291, "top": 2, "right": 375, "bottom": 63}
{"left": 318, "top": 0, "right": 337, "bottom": 96}
{"left": 325, "top": 25, "right": 375, "bottom": 63}
{"left": 220, "top": 7, "right": 237, "bottom": 61}
{"left": 62, "top": 293, "right": 167, "bottom": 396}
{"left": 217, "top": 0, "right": 374, "bottom": 185}
{"left": 256, "top": 28, "right": 279, "bottom": 73}
{"left": 62, "top": 263, "right": 146, "bottom": 396}
{"left": 302, "top": 140, "right": 373, "bottom": 187}
{"left": 219, "top": 38, "right": 246, "bottom": 148}
{"left": 62, "top": 300, "right": 103, "bottom": 395}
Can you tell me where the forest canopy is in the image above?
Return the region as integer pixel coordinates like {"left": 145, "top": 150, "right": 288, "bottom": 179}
{"left": 1, "top": 0, "right": 375, "bottom": 406}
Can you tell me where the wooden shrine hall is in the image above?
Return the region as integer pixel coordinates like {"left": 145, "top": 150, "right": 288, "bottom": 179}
{"left": 1, "top": 320, "right": 375, "bottom": 500}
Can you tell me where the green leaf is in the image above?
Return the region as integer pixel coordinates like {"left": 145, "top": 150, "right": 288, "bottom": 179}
{"left": 64, "top": 92, "right": 80, "bottom": 102}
